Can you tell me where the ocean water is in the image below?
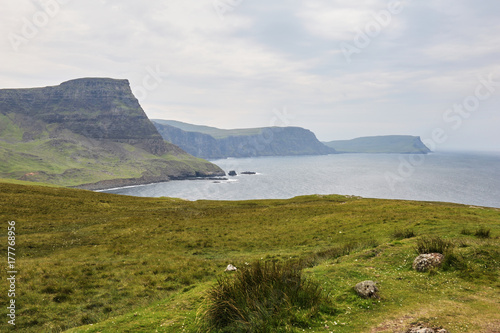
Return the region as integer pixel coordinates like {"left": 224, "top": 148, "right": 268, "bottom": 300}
{"left": 102, "top": 152, "right": 500, "bottom": 208}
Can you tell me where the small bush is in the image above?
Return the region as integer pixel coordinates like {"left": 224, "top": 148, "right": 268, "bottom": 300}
{"left": 415, "top": 236, "right": 453, "bottom": 255}
{"left": 474, "top": 227, "right": 491, "bottom": 239}
{"left": 201, "top": 261, "right": 329, "bottom": 332}
{"left": 392, "top": 228, "right": 416, "bottom": 240}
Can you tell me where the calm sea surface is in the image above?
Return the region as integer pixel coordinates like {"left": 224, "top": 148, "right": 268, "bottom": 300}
{"left": 102, "top": 152, "right": 500, "bottom": 208}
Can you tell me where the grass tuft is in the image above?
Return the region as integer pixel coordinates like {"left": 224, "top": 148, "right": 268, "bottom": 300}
{"left": 415, "top": 236, "right": 453, "bottom": 255}
{"left": 392, "top": 228, "right": 416, "bottom": 240}
{"left": 474, "top": 227, "right": 491, "bottom": 239}
{"left": 460, "top": 227, "right": 473, "bottom": 236}
{"left": 200, "top": 261, "right": 330, "bottom": 332}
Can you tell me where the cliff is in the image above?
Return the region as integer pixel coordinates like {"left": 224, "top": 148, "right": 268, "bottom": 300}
{"left": 0, "top": 78, "right": 224, "bottom": 188}
{"left": 323, "top": 135, "right": 431, "bottom": 154}
{"left": 152, "top": 120, "right": 336, "bottom": 159}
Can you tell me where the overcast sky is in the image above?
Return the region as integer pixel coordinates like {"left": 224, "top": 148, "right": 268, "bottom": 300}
{"left": 1, "top": 0, "right": 499, "bottom": 151}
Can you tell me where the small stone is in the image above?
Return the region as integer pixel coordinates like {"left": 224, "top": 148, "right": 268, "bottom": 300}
{"left": 224, "top": 264, "right": 237, "bottom": 271}
{"left": 354, "top": 280, "right": 379, "bottom": 298}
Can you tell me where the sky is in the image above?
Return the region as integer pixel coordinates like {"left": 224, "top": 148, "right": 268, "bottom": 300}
{"left": 1, "top": 0, "right": 499, "bottom": 151}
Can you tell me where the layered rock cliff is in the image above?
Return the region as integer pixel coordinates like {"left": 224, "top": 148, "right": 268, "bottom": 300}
{"left": 153, "top": 120, "right": 336, "bottom": 159}
{"left": 323, "top": 135, "right": 431, "bottom": 154}
{"left": 0, "top": 78, "right": 224, "bottom": 188}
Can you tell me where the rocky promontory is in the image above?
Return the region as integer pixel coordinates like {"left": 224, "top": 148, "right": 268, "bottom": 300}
{"left": 0, "top": 78, "right": 224, "bottom": 187}
{"left": 153, "top": 119, "right": 336, "bottom": 159}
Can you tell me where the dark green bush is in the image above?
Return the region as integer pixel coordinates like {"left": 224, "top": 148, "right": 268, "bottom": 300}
{"left": 201, "top": 261, "right": 330, "bottom": 332}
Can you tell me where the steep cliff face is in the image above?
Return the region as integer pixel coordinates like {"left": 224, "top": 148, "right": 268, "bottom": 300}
{"left": 153, "top": 120, "right": 336, "bottom": 159}
{"left": 0, "top": 78, "right": 224, "bottom": 188}
{"left": 0, "top": 78, "right": 172, "bottom": 155}
{"left": 323, "top": 135, "right": 431, "bottom": 154}
{"left": 154, "top": 123, "right": 225, "bottom": 159}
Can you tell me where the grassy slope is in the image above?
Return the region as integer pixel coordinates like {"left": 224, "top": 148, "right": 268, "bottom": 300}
{"left": 152, "top": 119, "right": 264, "bottom": 139}
{"left": 324, "top": 136, "right": 430, "bottom": 154}
{"left": 0, "top": 114, "right": 221, "bottom": 187}
{"left": 0, "top": 182, "right": 498, "bottom": 332}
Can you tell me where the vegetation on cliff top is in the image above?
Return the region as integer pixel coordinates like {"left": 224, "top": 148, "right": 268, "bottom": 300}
{"left": 0, "top": 181, "right": 498, "bottom": 332}
{"left": 0, "top": 79, "right": 224, "bottom": 188}
{"left": 152, "top": 119, "right": 335, "bottom": 159}
{"left": 324, "top": 135, "right": 431, "bottom": 154}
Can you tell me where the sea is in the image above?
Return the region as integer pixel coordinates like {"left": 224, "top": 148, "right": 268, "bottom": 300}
{"left": 102, "top": 152, "right": 500, "bottom": 209}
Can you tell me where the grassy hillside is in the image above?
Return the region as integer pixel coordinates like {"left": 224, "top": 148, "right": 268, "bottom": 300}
{"left": 0, "top": 181, "right": 498, "bottom": 332}
{"left": 0, "top": 116, "right": 220, "bottom": 187}
{"left": 324, "top": 135, "right": 431, "bottom": 154}
{"left": 152, "top": 119, "right": 264, "bottom": 139}
{"left": 0, "top": 79, "right": 225, "bottom": 188}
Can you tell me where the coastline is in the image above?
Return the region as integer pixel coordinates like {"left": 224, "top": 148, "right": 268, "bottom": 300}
{"left": 72, "top": 175, "right": 228, "bottom": 191}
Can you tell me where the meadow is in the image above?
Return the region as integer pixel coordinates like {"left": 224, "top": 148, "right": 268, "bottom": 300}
{"left": 0, "top": 180, "right": 498, "bottom": 332}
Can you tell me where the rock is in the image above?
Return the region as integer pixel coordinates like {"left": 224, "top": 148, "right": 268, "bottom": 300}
{"left": 412, "top": 253, "right": 444, "bottom": 272}
{"left": 241, "top": 171, "right": 256, "bottom": 175}
{"left": 153, "top": 122, "right": 337, "bottom": 159}
{"left": 228, "top": 170, "right": 237, "bottom": 176}
{"left": 406, "top": 324, "right": 448, "bottom": 333}
{"left": 354, "top": 280, "right": 379, "bottom": 299}
{"left": 224, "top": 264, "right": 237, "bottom": 272}
{"left": 409, "top": 328, "right": 434, "bottom": 333}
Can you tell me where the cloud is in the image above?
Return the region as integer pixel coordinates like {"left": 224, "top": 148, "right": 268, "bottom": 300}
{"left": 0, "top": 0, "right": 498, "bottom": 150}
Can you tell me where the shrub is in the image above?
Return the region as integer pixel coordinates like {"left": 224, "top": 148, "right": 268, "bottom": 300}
{"left": 392, "top": 228, "right": 416, "bottom": 240}
{"left": 415, "top": 236, "right": 453, "bottom": 255}
{"left": 200, "top": 261, "right": 329, "bottom": 332}
{"left": 474, "top": 227, "right": 491, "bottom": 239}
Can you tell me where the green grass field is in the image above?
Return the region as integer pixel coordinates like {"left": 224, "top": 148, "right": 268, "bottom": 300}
{"left": 0, "top": 181, "right": 498, "bottom": 332}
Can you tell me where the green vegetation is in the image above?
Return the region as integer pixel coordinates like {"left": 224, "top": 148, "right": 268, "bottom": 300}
{"left": 324, "top": 135, "right": 431, "bottom": 154}
{"left": 152, "top": 119, "right": 265, "bottom": 139}
{"left": 200, "top": 261, "right": 330, "bottom": 332}
{"left": 474, "top": 226, "right": 491, "bottom": 239}
{"left": 0, "top": 79, "right": 224, "bottom": 188}
{"left": 415, "top": 236, "right": 453, "bottom": 255}
{"left": 0, "top": 182, "right": 498, "bottom": 332}
{"left": 153, "top": 119, "right": 334, "bottom": 159}
{"left": 392, "top": 227, "right": 416, "bottom": 240}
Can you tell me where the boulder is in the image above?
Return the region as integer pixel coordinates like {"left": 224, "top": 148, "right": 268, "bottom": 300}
{"left": 228, "top": 170, "right": 237, "bottom": 176}
{"left": 354, "top": 280, "right": 379, "bottom": 299}
{"left": 412, "top": 253, "right": 444, "bottom": 272}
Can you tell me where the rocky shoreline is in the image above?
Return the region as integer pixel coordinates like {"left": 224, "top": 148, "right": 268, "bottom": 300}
{"left": 73, "top": 175, "right": 227, "bottom": 191}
